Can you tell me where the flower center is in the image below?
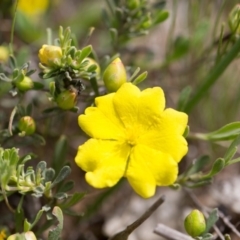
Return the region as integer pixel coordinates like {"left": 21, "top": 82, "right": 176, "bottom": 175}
{"left": 126, "top": 127, "right": 139, "bottom": 146}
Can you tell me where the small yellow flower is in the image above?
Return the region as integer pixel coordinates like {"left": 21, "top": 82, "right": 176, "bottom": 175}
{"left": 17, "top": 0, "right": 49, "bottom": 18}
{"left": 75, "top": 83, "right": 188, "bottom": 198}
{"left": 0, "top": 229, "right": 6, "bottom": 240}
{"left": 38, "top": 45, "right": 62, "bottom": 67}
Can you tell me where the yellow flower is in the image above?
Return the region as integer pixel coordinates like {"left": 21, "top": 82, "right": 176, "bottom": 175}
{"left": 38, "top": 45, "right": 62, "bottom": 67}
{"left": 0, "top": 229, "right": 6, "bottom": 240}
{"left": 75, "top": 83, "right": 188, "bottom": 198}
{"left": 17, "top": 0, "right": 49, "bottom": 17}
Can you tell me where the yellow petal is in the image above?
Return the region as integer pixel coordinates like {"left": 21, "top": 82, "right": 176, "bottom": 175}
{"left": 125, "top": 144, "right": 178, "bottom": 198}
{"left": 139, "top": 108, "right": 188, "bottom": 162}
{"left": 95, "top": 93, "right": 125, "bottom": 133}
{"left": 75, "top": 139, "right": 131, "bottom": 188}
{"left": 113, "top": 83, "right": 140, "bottom": 129}
{"left": 138, "top": 87, "right": 165, "bottom": 127}
{"left": 79, "top": 101, "right": 124, "bottom": 140}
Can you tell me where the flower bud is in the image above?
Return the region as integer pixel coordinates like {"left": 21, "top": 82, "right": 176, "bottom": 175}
{"left": 18, "top": 116, "right": 36, "bottom": 135}
{"left": 38, "top": 45, "right": 62, "bottom": 67}
{"left": 127, "top": 0, "right": 140, "bottom": 9}
{"left": 24, "top": 231, "right": 37, "bottom": 240}
{"left": 103, "top": 58, "right": 127, "bottom": 92}
{"left": 184, "top": 209, "right": 206, "bottom": 237}
{"left": 229, "top": 4, "right": 240, "bottom": 35}
{"left": 56, "top": 89, "right": 77, "bottom": 110}
{"left": 7, "top": 231, "right": 37, "bottom": 240}
{"left": 15, "top": 76, "right": 34, "bottom": 92}
{"left": 0, "top": 46, "right": 9, "bottom": 63}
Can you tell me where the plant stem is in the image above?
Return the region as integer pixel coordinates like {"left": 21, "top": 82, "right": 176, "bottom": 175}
{"left": 9, "top": 0, "right": 19, "bottom": 56}
{"left": 184, "top": 36, "right": 240, "bottom": 113}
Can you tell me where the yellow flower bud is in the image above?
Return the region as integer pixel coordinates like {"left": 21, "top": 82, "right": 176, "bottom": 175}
{"left": 24, "top": 231, "right": 37, "bottom": 240}
{"left": 184, "top": 209, "right": 206, "bottom": 237}
{"left": 7, "top": 231, "right": 37, "bottom": 240}
{"left": 103, "top": 58, "right": 127, "bottom": 92}
{"left": 56, "top": 89, "right": 77, "bottom": 110}
{"left": 0, "top": 46, "right": 9, "bottom": 63}
{"left": 38, "top": 45, "right": 62, "bottom": 67}
{"left": 15, "top": 76, "right": 34, "bottom": 92}
{"left": 18, "top": 116, "right": 36, "bottom": 135}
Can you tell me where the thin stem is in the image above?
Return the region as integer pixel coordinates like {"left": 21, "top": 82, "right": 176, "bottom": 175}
{"left": 212, "top": 0, "right": 226, "bottom": 39}
{"left": 9, "top": 0, "right": 19, "bottom": 56}
{"left": 165, "top": 0, "right": 178, "bottom": 58}
{"left": 184, "top": 36, "right": 240, "bottom": 113}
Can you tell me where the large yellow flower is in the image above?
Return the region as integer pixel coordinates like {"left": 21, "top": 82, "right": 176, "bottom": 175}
{"left": 75, "top": 83, "right": 188, "bottom": 198}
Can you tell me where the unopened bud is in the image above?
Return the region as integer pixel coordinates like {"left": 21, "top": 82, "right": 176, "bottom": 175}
{"left": 15, "top": 76, "right": 34, "bottom": 92}
{"left": 7, "top": 231, "right": 37, "bottom": 240}
{"left": 38, "top": 45, "right": 62, "bottom": 67}
{"left": 229, "top": 4, "right": 240, "bottom": 35}
{"left": 127, "top": 0, "right": 140, "bottom": 9}
{"left": 103, "top": 58, "right": 127, "bottom": 92}
{"left": 18, "top": 116, "right": 36, "bottom": 135}
{"left": 56, "top": 89, "right": 77, "bottom": 110}
{"left": 24, "top": 231, "right": 37, "bottom": 240}
{"left": 184, "top": 209, "right": 206, "bottom": 237}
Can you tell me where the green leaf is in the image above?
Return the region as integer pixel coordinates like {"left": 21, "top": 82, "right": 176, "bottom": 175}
{"left": 202, "top": 158, "right": 225, "bottom": 179}
{"left": 33, "top": 81, "right": 44, "bottom": 90}
{"left": 59, "top": 192, "right": 85, "bottom": 209}
{"left": 110, "top": 28, "right": 118, "bottom": 43}
{"left": 24, "top": 219, "right": 31, "bottom": 232}
{"left": 224, "top": 134, "right": 240, "bottom": 163}
{"left": 78, "top": 45, "right": 92, "bottom": 63}
{"left": 185, "top": 155, "right": 210, "bottom": 176}
{"left": 51, "top": 166, "right": 71, "bottom": 188}
{"left": 48, "top": 207, "right": 63, "bottom": 240}
{"left": 153, "top": 10, "right": 169, "bottom": 25}
{"left": 36, "top": 161, "right": 47, "bottom": 174}
{"left": 204, "top": 122, "right": 240, "bottom": 141}
{"left": 0, "top": 73, "right": 12, "bottom": 82}
{"left": 58, "top": 181, "right": 74, "bottom": 193}
{"left": 177, "top": 86, "right": 192, "bottom": 111}
{"left": 44, "top": 168, "right": 56, "bottom": 183}
{"left": 185, "top": 179, "right": 212, "bottom": 188}
{"left": 132, "top": 71, "right": 148, "bottom": 85}
{"left": 53, "top": 135, "right": 67, "bottom": 174}
{"left": 15, "top": 195, "right": 25, "bottom": 232}
{"left": 204, "top": 209, "right": 219, "bottom": 233}
{"left": 55, "top": 192, "right": 68, "bottom": 200}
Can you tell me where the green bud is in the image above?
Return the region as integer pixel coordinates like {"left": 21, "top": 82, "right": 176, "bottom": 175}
{"left": 127, "top": 0, "right": 140, "bottom": 9}
{"left": 103, "top": 58, "right": 127, "bottom": 92}
{"left": 184, "top": 209, "right": 206, "bottom": 237}
{"left": 15, "top": 76, "right": 34, "bottom": 92}
{"left": 18, "top": 116, "right": 36, "bottom": 135}
{"left": 229, "top": 4, "right": 240, "bottom": 35}
{"left": 56, "top": 89, "right": 77, "bottom": 110}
